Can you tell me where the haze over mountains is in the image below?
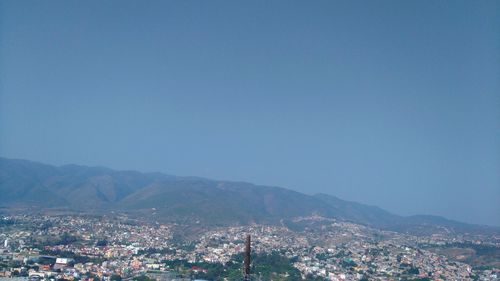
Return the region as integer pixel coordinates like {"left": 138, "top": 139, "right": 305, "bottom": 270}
{"left": 0, "top": 157, "right": 497, "bottom": 235}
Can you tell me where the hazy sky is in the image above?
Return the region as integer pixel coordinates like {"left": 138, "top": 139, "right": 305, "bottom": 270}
{"left": 1, "top": 1, "right": 499, "bottom": 226}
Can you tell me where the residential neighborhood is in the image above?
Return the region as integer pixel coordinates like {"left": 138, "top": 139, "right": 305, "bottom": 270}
{"left": 0, "top": 215, "right": 498, "bottom": 280}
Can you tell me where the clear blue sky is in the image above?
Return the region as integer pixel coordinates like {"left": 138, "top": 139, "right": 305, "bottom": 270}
{"left": 1, "top": 0, "right": 499, "bottom": 226}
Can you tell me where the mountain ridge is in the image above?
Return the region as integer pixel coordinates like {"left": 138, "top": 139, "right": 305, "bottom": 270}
{"left": 0, "top": 157, "right": 497, "bottom": 235}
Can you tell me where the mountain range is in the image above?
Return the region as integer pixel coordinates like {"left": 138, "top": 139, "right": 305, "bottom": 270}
{"left": 0, "top": 157, "right": 497, "bottom": 235}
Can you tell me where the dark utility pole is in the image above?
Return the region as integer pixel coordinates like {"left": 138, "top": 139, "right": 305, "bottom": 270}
{"left": 244, "top": 234, "right": 251, "bottom": 280}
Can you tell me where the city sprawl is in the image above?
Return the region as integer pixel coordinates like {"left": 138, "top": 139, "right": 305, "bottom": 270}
{"left": 0, "top": 214, "right": 498, "bottom": 281}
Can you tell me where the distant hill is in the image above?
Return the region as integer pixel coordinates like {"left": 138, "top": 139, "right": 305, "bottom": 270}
{"left": 0, "top": 157, "right": 497, "bottom": 235}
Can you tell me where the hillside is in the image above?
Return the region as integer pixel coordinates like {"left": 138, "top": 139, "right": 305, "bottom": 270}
{"left": 0, "top": 157, "right": 496, "bottom": 235}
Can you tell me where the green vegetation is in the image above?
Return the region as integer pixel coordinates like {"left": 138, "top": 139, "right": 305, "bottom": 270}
{"left": 407, "top": 267, "right": 419, "bottom": 274}
{"left": 133, "top": 275, "right": 155, "bottom": 281}
{"left": 163, "top": 251, "right": 302, "bottom": 280}
{"left": 33, "top": 232, "right": 80, "bottom": 248}
{"left": 315, "top": 253, "right": 330, "bottom": 261}
{"left": 58, "top": 232, "right": 78, "bottom": 245}
{"left": 96, "top": 239, "right": 108, "bottom": 247}
{"left": 0, "top": 219, "right": 14, "bottom": 226}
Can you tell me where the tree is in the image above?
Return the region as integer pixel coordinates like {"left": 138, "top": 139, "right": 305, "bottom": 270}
{"left": 96, "top": 240, "right": 108, "bottom": 247}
